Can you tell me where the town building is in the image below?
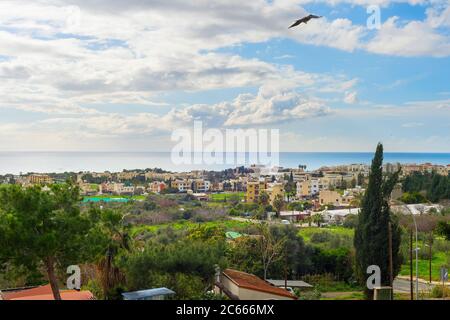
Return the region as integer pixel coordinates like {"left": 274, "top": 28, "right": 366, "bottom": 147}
{"left": 27, "top": 174, "right": 53, "bottom": 185}
{"left": 245, "top": 180, "right": 267, "bottom": 203}
{"left": 214, "top": 269, "right": 297, "bottom": 300}
{"left": 171, "top": 179, "right": 191, "bottom": 193}
{"left": 0, "top": 284, "right": 94, "bottom": 300}
{"left": 297, "top": 178, "right": 326, "bottom": 198}
{"left": 267, "top": 182, "right": 285, "bottom": 206}
{"left": 149, "top": 181, "right": 166, "bottom": 193}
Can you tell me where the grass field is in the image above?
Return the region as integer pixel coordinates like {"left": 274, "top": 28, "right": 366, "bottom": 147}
{"left": 298, "top": 226, "right": 354, "bottom": 242}
{"left": 130, "top": 219, "right": 252, "bottom": 238}
{"left": 399, "top": 251, "right": 448, "bottom": 281}
{"left": 210, "top": 192, "right": 245, "bottom": 202}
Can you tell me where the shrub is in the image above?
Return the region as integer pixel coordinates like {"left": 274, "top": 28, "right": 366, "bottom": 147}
{"left": 310, "top": 231, "right": 333, "bottom": 243}
{"left": 431, "top": 285, "right": 449, "bottom": 298}
{"left": 343, "top": 214, "right": 358, "bottom": 229}
{"left": 400, "top": 192, "right": 427, "bottom": 204}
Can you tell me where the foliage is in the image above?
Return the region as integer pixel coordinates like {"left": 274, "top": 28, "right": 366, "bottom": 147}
{"left": 399, "top": 191, "right": 428, "bottom": 204}
{"left": 403, "top": 172, "right": 450, "bottom": 203}
{"left": 272, "top": 194, "right": 285, "bottom": 217}
{"left": 309, "top": 248, "right": 354, "bottom": 282}
{"left": 343, "top": 214, "right": 358, "bottom": 229}
{"left": 312, "top": 213, "right": 325, "bottom": 227}
{"left": 287, "top": 201, "right": 312, "bottom": 211}
{"left": 88, "top": 207, "right": 131, "bottom": 300}
{"left": 0, "top": 183, "right": 95, "bottom": 299}
{"left": 354, "top": 144, "right": 402, "bottom": 298}
{"left": 120, "top": 237, "right": 226, "bottom": 299}
{"left": 227, "top": 237, "right": 264, "bottom": 277}
{"left": 431, "top": 285, "right": 449, "bottom": 298}
{"left": 436, "top": 221, "right": 450, "bottom": 240}
{"left": 256, "top": 191, "right": 268, "bottom": 207}
{"left": 255, "top": 223, "right": 287, "bottom": 280}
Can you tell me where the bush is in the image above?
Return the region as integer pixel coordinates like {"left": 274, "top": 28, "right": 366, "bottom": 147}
{"left": 310, "top": 231, "right": 333, "bottom": 243}
{"left": 431, "top": 285, "right": 449, "bottom": 298}
{"left": 400, "top": 192, "right": 428, "bottom": 204}
{"left": 343, "top": 214, "right": 358, "bottom": 229}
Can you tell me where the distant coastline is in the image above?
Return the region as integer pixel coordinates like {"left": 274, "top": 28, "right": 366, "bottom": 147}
{"left": 0, "top": 151, "right": 449, "bottom": 175}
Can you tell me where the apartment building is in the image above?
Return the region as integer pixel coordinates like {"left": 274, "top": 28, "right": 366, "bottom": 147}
{"left": 111, "top": 182, "right": 135, "bottom": 195}
{"left": 246, "top": 180, "right": 267, "bottom": 203}
{"left": 171, "top": 180, "right": 191, "bottom": 193}
{"left": 117, "top": 171, "right": 139, "bottom": 181}
{"left": 79, "top": 183, "right": 99, "bottom": 196}
{"left": 319, "top": 188, "right": 364, "bottom": 207}
{"left": 297, "top": 178, "right": 326, "bottom": 198}
{"left": 149, "top": 181, "right": 166, "bottom": 193}
{"left": 267, "top": 182, "right": 285, "bottom": 206}
{"left": 27, "top": 174, "right": 53, "bottom": 185}
{"left": 319, "top": 190, "right": 342, "bottom": 207}
{"left": 144, "top": 172, "right": 174, "bottom": 181}
{"left": 321, "top": 172, "right": 355, "bottom": 188}
{"left": 193, "top": 179, "right": 211, "bottom": 193}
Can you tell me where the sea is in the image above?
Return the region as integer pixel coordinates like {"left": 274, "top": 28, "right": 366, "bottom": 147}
{"left": 0, "top": 152, "right": 449, "bottom": 175}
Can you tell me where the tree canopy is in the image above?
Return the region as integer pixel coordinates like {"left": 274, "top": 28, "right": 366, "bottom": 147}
{"left": 354, "top": 143, "right": 402, "bottom": 299}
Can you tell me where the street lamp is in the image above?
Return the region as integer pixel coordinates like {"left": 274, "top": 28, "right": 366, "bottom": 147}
{"left": 404, "top": 205, "right": 419, "bottom": 300}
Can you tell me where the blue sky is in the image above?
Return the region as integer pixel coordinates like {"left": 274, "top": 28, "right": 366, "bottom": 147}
{"left": 0, "top": 0, "right": 449, "bottom": 152}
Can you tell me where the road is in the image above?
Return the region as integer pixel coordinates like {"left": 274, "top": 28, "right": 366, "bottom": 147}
{"left": 230, "top": 216, "right": 306, "bottom": 227}
{"left": 393, "top": 278, "right": 434, "bottom": 293}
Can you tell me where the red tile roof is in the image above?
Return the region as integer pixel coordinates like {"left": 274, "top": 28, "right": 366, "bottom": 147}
{"left": 222, "top": 269, "right": 297, "bottom": 299}
{"left": 2, "top": 284, "right": 94, "bottom": 300}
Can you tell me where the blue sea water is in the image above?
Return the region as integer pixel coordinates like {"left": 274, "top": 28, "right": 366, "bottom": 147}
{"left": 0, "top": 152, "right": 448, "bottom": 175}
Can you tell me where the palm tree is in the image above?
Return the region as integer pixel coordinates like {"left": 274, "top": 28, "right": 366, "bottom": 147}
{"left": 258, "top": 191, "right": 270, "bottom": 207}
{"left": 272, "top": 194, "right": 285, "bottom": 218}
{"left": 93, "top": 209, "right": 131, "bottom": 300}
{"left": 312, "top": 213, "right": 325, "bottom": 227}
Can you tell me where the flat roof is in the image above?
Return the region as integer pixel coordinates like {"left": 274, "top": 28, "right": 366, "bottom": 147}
{"left": 122, "top": 287, "right": 175, "bottom": 300}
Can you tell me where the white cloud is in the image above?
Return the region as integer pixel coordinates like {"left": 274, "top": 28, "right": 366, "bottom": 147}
{"left": 344, "top": 91, "right": 358, "bottom": 104}
{"left": 366, "top": 16, "right": 450, "bottom": 57}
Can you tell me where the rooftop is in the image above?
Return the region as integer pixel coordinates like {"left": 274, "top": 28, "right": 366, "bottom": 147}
{"left": 121, "top": 287, "right": 175, "bottom": 300}
{"left": 0, "top": 284, "right": 94, "bottom": 300}
{"left": 222, "top": 269, "right": 297, "bottom": 299}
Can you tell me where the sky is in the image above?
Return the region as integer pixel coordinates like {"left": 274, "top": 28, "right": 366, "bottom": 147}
{"left": 0, "top": 0, "right": 449, "bottom": 153}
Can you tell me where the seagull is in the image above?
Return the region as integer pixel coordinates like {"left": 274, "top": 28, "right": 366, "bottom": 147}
{"left": 288, "top": 14, "right": 322, "bottom": 29}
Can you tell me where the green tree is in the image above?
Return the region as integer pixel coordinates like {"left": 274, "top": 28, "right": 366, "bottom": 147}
{"left": 256, "top": 223, "right": 286, "bottom": 280}
{"left": 436, "top": 221, "right": 450, "bottom": 240}
{"left": 272, "top": 194, "right": 285, "bottom": 217}
{"left": 88, "top": 208, "right": 131, "bottom": 300}
{"left": 354, "top": 143, "right": 402, "bottom": 299}
{"left": 0, "top": 183, "right": 93, "bottom": 300}
{"left": 258, "top": 191, "right": 270, "bottom": 207}
{"left": 312, "top": 213, "right": 325, "bottom": 227}
{"left": 122, "top": 238, "right": 226, "bottom": 299}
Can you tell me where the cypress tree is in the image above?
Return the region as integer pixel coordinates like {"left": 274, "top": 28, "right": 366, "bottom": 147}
{"left": 354, "top": 143, "right": 402, "bottom": 299}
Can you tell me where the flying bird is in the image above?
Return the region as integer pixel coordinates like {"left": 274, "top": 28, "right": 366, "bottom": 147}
{"left": 288, "top": 14, "right": 322, "bottom": 29}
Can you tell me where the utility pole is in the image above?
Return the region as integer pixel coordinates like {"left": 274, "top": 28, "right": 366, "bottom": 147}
{"left": 429, "top": 232, "right": 432, "bottom": 284}
{"left": 410, "top": 229, "right": 414, "bottom": 300}
{"left": 388, "top": 221, "right": 393, "bottom": 300}
{"left": 414, "top": 215, "right": 419, "bottom": 300}
{"left": 284, "top": 241, "right": 288, "bottom": 290}
{"left": 404, "top": 205, "right": 419, "bottom": 300}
